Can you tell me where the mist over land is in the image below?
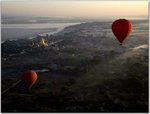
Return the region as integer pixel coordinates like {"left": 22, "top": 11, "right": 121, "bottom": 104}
{"left": 1, "top": 16, "right": 148, "bottom": 41}
{"left": 1, "top": 15, "right": 148, "bottom": 112}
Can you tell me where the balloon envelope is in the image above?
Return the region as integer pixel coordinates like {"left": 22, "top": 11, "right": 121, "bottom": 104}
{"left": 112, "top": 19, "right": 132, "bottom": 45}
{"left": 21, "top": 70, "right": 37, "bottom": 89}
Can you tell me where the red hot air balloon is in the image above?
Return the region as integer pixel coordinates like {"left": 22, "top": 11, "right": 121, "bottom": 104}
{"left": 21, "top": 70, "right": 37, "bottom": 89}
{"left": 112, "top": 19, "right": 132, "bottom": 45}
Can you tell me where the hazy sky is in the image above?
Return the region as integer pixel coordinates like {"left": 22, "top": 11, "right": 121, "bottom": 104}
{"left": 2, "top": 0, "right": 148, "bottom": 18}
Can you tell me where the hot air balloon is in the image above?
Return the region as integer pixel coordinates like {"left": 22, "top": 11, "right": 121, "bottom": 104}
{"left": 21, "top": 70, "right": 37, "bottom": 89}
{"left": 112, "top": 19, "right": 132, "bottom": 45}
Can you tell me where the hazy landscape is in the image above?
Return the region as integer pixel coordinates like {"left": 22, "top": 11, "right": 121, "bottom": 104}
{"left": 1, "top": 16, "right": 148, "bottom": 112}
{"left": 1, "top": 16, "right": 84, "bottom": 41}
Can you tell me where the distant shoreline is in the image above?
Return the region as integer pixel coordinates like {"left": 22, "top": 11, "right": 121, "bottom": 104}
{"left": 1, "top": 22, "right": 81, "bottom": 42}
{"left": 1, "top": 18, "right": 148, "bottom": 43}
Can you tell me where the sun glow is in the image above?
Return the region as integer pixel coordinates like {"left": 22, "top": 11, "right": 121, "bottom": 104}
{"left": 2, "top": 1, "right": 147, "bottom": 18}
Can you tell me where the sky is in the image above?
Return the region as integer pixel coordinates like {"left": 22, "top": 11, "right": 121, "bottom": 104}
{"left": 1, "top": 0, "right": 148, "bottom": 18}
